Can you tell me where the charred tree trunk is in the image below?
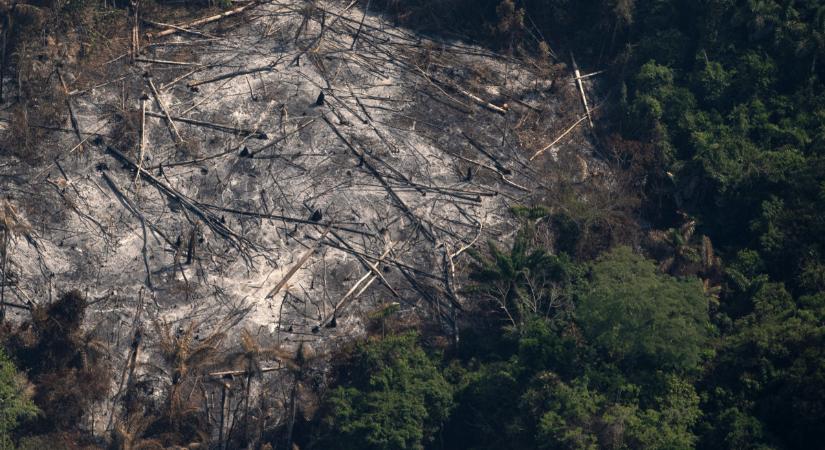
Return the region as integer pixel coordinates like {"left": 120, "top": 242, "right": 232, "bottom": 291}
{"left": 0, "top": 230, "right": 8, "bottom": 322}
{"left": 285, "top": 382, "right": 298, "bottom": 449}
{"left": 186, "top": 225, "right": 197, "bottom": 264}
{"left": 285, "top": 371, "right": 300, "bottom": 450}
{"left": 243, "top": 368, "right": 253, "bottom": 444}
{"left": 218, "top": 382, "right": 228, "bottom": 449}
{"left": 0, "top": 13, "right": 9, "bottom": 103}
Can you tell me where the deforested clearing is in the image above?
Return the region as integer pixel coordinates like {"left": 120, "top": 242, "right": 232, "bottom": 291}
{"left": 0, "top": 0, "right": 604, "bottom": 443}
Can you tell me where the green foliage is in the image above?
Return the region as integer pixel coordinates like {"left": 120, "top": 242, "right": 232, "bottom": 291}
{"left": 530, "top": 374, "right": 700, "bottom": 450}
{"left": 469, "top": 224, "right": 579, "bottom": 328}
{"left": 445, "top": 359, "right": 525, "bottom": 449}
{"left": 443, "top": 241, "right": 707, "bottom": 449}
{"left": 693, "top": 58, "right": 733, "bottom": 106}
{"left": 591, "top": 3, "right": 825, "bottom": 436}
{"left": 510, "top": 205, "right": 550, "bottom": 220}
{"left": 603, "top": 0, "right": 825, "bottom": 307}
{"left": 315, "top": 334, "right": 453, "bottom": 450}
{"left": 577, "top": 246, "right": 710, "bottom": 374}
{"left": 446, "top": 312, "right": 704, "bottom": 450}
{"left": 701, "top": 286, "right": 825, "bottom": 449}
{"left": 0, "top": 349, "right": 38, "bottom": 449}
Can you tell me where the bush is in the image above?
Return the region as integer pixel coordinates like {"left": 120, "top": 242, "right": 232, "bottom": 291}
{"left": 312, "top": 333, "right": 453, "bottom": 450}
{"left": 0, "top": 348, "right": 38, "bottom": 449}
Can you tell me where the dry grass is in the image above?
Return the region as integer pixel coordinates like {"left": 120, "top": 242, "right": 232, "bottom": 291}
{"left": 0, "top": 1, "right": 129, "bottom": 165}
{"left": 108, "top": 106, "right": 141, "bottom": 155}
{"left": 0, "top": 88, "right": 66, "bottom": 165}
{"left": 0, "top": 199, "right": 33, "bottom": 237}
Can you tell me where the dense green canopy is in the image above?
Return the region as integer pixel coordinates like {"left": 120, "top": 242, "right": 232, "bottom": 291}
{"left": 577, "top": 246, "right": 709, "bottom": 374}
{"left": 314, "top": 334, "right": 453, "bottom": 450}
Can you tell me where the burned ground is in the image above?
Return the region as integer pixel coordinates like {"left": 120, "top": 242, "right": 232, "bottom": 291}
{"left": 0, "top": 0, "right": 608, "bottom": 443}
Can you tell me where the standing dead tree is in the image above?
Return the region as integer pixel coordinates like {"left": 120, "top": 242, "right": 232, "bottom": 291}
{"left": 0, "top": 199, "right": 35, "bottom": 320}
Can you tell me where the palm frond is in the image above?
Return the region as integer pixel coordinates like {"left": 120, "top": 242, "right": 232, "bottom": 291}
{"left": 0, "top": 199, "right": 33, "bottom": 239}
{"left": 239, "top": 328, "right": 258, "bottom": 354}
{"left": 679, "top": 219, "right": 696, "bottom": 241}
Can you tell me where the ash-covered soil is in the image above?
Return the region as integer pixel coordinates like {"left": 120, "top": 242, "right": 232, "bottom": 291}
{"left": 0, "top": 0, "right": 600, "bottom": 429}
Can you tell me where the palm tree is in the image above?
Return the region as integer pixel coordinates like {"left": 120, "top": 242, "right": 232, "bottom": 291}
{"left": 646, "top": 218, "right": 722, "bottom": 299}
{"left": 224, "top": 328, "right": 295, "bottom": 444}
{"left": 469, "top": 225, "right": 566, "bottom": 329}
{"left": 647, "top": 219, "right": 701, "bottom": 276}
{"left": 153, "top": 318, "right": 227, "bottom": 431}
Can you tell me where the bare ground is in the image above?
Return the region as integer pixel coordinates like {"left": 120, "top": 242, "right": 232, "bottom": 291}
{"left": 0, "top": 0, "right": 603, "bottom": 439}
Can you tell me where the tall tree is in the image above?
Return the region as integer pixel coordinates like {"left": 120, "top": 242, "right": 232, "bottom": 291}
{"left": 576, "top": 246, "right": 710, "bottom": 375}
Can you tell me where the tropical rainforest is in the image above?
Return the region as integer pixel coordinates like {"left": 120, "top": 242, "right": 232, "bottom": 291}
{"left": 305, "top": 1, "right": 825, "bottom": 449}
{"left": 1, "top": 0, "right": 824, "bottom": 449}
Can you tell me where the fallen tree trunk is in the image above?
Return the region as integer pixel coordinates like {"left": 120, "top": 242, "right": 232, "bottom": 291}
{"left": 144, "top": 111, "right": 268, "bottom": 139}
{"left": 187, "top": 63, "right": 277, "bottom": 90}
{"left": 146, "top": 75, "right": 184, "bottom": 145}
{"left": 106, "top": 146, "right": 253, "bottom": 254}
{"left": 145, "top": 2, "right": 258, "bottom": 40}
{"left": 320, "top": 246, "right": 393, "bottom": 328}
{"left": 55, "top": 68, "right": 84, "bottom": 152}
{"left": 529, "top": 115, "right": 588, "bottom": 161}
{"left": 265, "top": 228, "right": 330, "bottom": 300}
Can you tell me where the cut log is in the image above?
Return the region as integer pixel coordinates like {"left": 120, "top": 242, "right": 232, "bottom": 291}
{"left": 461, "top": 131, "right": 511, "bottom": 174}
{"left": 146, "top": 75, "right": 184, "bottom": 145}
{"left": 187, "top": 63, "right": 276, "bottom": 90}
{"left": 146, "top": 111, "right": 269, "bottom": 139}
{"left": 320, "top": 246, "right": 393, "bottom": 328}
{"left": 449, "top": 82, "right": 508, "bottom": 115}
{"left": 208, "top": 366, "right": 288, "bottom": 377}
{"left": 331, "top": 231, "right": 401, "bottom": 300}
{"left": 130, "top": 1, "right": 139, "bottom": 63}
{"left": 265, "top": 228, "right": 330, "bottom": 300}
{"left": 142, "top": 19, "right": 218, "bottom": 39}
{"left": 55, "top": 68, "right": 84, "bottom": 152}
{"left": 144, "top": 111, "right": 267, "bottom": 139}
{"left": 529, "top": 114, "right": 588, "bottom": 161}
{"left": 145, "top": 2, "right": 258, "bottom": 40}
{"left": 573, "top": 69, "right": 605, "bottom": 81}
{"left": 135, "top": 92, "right": 148, "bottom": 186}
{"left": 571, "top": 53, "right": 593, "bottom": 128}
{"left": 135, "top": 57, "right": 201, "bottom": 66}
